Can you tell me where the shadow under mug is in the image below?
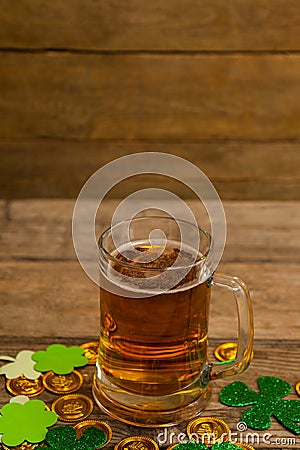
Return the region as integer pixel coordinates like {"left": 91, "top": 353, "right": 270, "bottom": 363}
{"left": 93, "top": 216, "right": 254, "bottom": 427}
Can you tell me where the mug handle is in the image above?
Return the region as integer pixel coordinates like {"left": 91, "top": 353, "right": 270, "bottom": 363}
{"left": 208, "top": 272, "right": 254, "bottom": 380}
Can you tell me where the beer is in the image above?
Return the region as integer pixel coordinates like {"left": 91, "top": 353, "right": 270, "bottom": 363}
{"left": 97, "top": 242, "right": 210, "bottom": 397}
{"left": 92, "top": 216, "right": 253, "bottom": 426}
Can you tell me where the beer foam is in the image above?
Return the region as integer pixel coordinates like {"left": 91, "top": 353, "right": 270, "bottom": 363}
{"left": 100, "top": 240, "right": 208, "bottom": 295}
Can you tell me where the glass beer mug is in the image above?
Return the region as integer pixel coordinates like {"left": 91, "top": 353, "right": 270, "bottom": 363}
{"left": 92, "top": 216, "right": 254, "bottom": 426}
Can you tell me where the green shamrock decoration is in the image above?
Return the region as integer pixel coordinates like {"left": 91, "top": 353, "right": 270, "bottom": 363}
{"left": 36, "top": 425, "right": 108, "bottom": 450}
{"left": 0, "top": 350, "right": 41, "bottom": 379}
{"left": 0, "top": 398, "right": 57, "bottom": 446}
{"left": 171, "top": 442, "right": 246, "bottom": 450}
{"left": 0, "top": 396, "right": 30, "bottom": 444}
{"left": 220, "top": 376, "right": 300, "bottom": 434}
{"left": 32, "top": 344, "right": 88, "bottom": 375}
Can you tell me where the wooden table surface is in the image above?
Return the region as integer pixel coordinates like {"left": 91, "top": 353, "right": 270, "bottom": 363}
{"left": 0, "top": 199, "right": 299, "bottom": 449}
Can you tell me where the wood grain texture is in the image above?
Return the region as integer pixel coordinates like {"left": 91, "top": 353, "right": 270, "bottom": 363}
{"left": 0, "top": 260, "right": 299, "bottom": 340}
{"left": 1, "top": 1, "right": 300, "bottom": 51}
{"left": 1, "top": 53, "right": 300, "bottom": 141}
{"left": 1, "top": 141, "right": 299, "bottom": 200}
{"left": 0, "top": 200, "right": 299, "bottom": 339}
{"left": 1, "top": 200, "right": 299, "bottom": 263}
{"left": 1, "top": 196, "right": 300, "bottom": 342}
{"left": 0, "top": 338, "right": 299, "bottom": 449}
{"left": 0, "top": 201, "right": 6, "bottom": 224}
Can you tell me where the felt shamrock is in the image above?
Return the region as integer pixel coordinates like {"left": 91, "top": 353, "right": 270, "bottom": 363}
{"left": 0, "top": 397, "right": 29, "bottom": 443}
{"left": 0, "top": 397, "right": 57, "bottom": 446}
{"left": 220, "top": 376, "right": 300, "bottom": 434}
{"left": 32, "top": 344, "right": 88, "bottom": 375}
{"left": 35, "top": 425, "right": 107, "bottom": 450}
{"left": 0, "top": 350, "right": 41, "bottom": 379}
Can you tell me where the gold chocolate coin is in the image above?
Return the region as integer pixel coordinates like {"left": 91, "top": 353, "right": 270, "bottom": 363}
{"left": 2, "top": 443, "right": 45, "bottom": 449}
{"left": 43, "top": 370, "right": 83, "bottom": 394}
{"left": 187, "top": 416, "right": 230, "bottom": 446}
{"left": 214, "top": 342, "right": 238, "bottom": 362}
{"left": 214, "top": 343, "right": 254, "bottom": 363}
{"left": 81, "top": 341, "right": 99, "bottom": 365}
{"left": 295, "top": 381, "right": 300, "bottom": 397}
{"left": 6, "top": 375, "right": 45, "bottom": 397}
{"left": 235, "top": 444, "right": 255, "bottom": 450}
{"left": 52, "top": 393, "right": 93, "bottom": 422}
{"left": 114, "top": 436, "right": 159, "bottom": 450}
{"left": 74, "top": 419, "right": 112, "bottom": 444}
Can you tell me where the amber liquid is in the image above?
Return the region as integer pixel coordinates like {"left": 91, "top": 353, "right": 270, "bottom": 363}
{"left": 98, "top": 242, "right": 210, "bottom": 397}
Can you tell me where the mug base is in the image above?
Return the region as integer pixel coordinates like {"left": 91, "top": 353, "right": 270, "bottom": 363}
{"left": 92, "top": 373, "right": 212, "bottom": 427}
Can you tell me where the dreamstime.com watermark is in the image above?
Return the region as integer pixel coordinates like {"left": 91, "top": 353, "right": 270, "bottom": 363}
{"left": 157, "top": 422, "right": 298, "bottom": 447}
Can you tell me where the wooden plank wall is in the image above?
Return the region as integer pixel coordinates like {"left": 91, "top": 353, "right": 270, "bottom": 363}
{"left": 0, "top": 1, "right": 299, "bottom": 199}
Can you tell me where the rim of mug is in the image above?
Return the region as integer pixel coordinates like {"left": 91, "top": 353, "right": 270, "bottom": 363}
{"left": 98, "top": 216, "right": 212, "bottom": 272}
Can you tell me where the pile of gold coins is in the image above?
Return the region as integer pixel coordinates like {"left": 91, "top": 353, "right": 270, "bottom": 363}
{"left": 3, "top": 342, "right": 112, "bottom": 449}
{"left": 113, "top": 416, "right": 256, "bottom": 450}
{"left": 1, "top": 342, "right": 260, "bottom": 449}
